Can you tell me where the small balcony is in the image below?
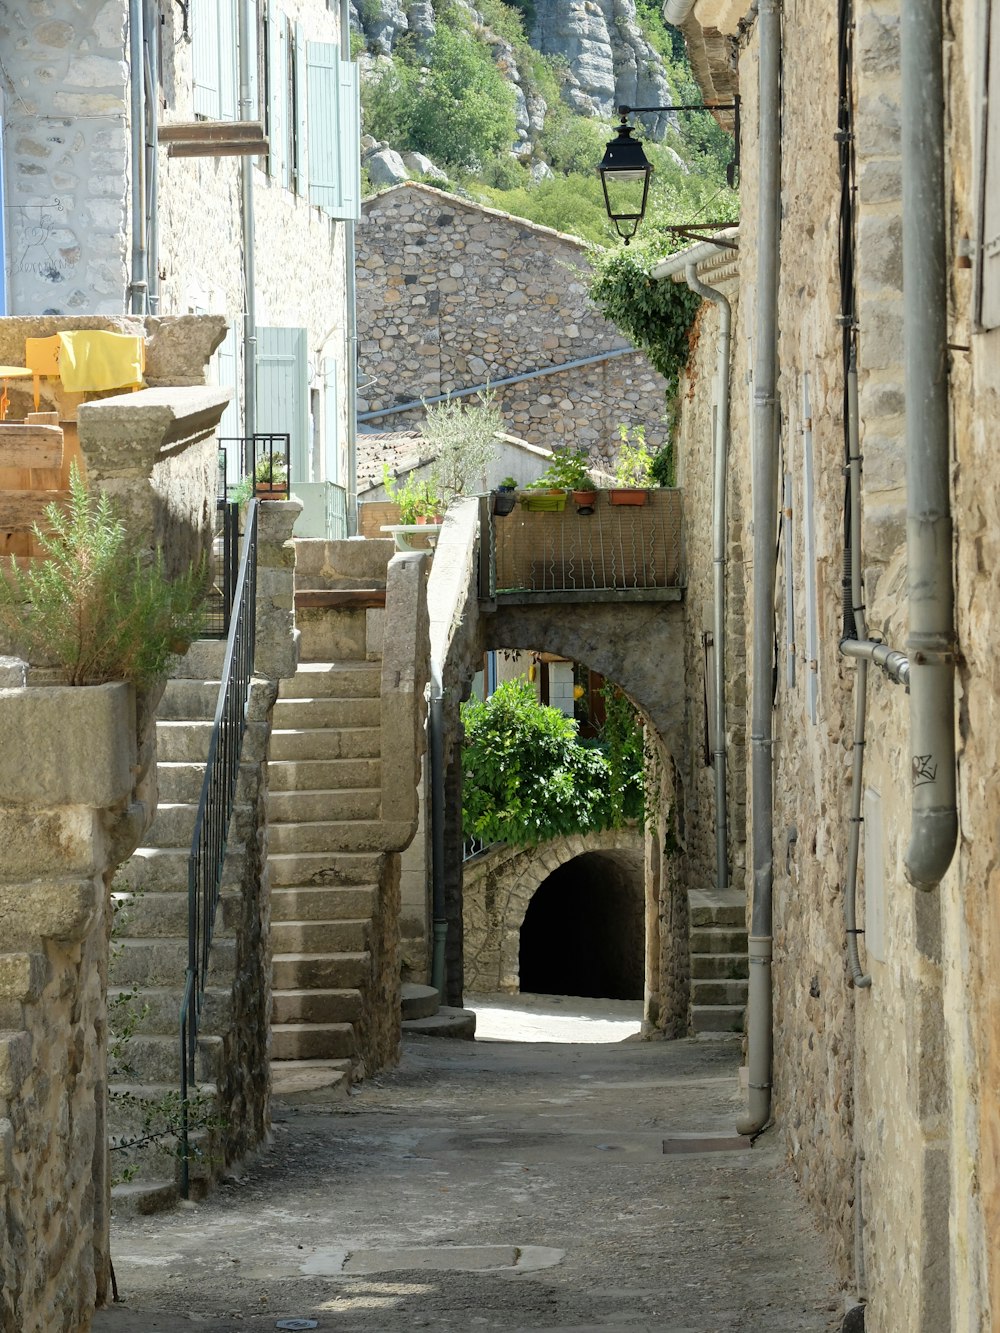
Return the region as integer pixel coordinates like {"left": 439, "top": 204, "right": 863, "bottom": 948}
{"left": 479, "top": 488, "right": 685, "bottom": 604}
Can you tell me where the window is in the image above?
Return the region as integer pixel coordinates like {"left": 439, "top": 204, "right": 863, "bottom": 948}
{"left": 976, "top": 0, "right": 1000, "bottom": 327}
{"left": 255, "top": 327, "right": 309, "bottom": 483}
{"left": 306, "top": 43, "right": 361, "bottom": 220}
{"left": 191, "top": 0, "right": 238, "bottom": 120}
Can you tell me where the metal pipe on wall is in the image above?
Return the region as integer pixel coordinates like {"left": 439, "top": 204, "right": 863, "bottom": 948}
{"left": 900, "top": 0, "right": 957, "bottom": 891}
{"left": 737, "top": 0, "right": 781, "bottom": 1139}
{"left": 340, "top": 0, "right": 359, "bottom": 533}
{"left": 144, "top": 0, "right": 159, "bottom": 312}
{"left": 685, "top": 262, "right": 731, "bottom": 893}
{"left": 238, "top": 0, "right": 257, "bottom": 446}
{"left": 128, "top": 0, "right": 147, "bottom": 313}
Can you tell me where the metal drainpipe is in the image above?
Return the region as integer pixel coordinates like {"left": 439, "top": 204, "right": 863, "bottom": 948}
{"left": 736, "top": 0, "right": 781, "bottom": 1139}
{"left": 429, "top": 667, "right": 448, "bottom": 995}
{"left": 900, "top": 0, "right": 957, "bottom": 890}
{"left": 128, "top": 0, "right": 147, "bottom": 313}
{"left": 340, "top": 0, "right": 359, "bottom": 534}
{"left": 685, "top": 262, "right": 731, "bottom": 893}
{"left": 144, "top": 0, "right": 159, "bottom": 312}
{"left": 238, "top": 0, "right": 257, "bottom": 447}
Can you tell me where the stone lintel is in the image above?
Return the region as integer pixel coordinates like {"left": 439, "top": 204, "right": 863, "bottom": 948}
{"left": 77, "top": 386, "right": 230, "bottom": 472}
{"left": 0, "top": 683, "right": 135, "bottom": 808}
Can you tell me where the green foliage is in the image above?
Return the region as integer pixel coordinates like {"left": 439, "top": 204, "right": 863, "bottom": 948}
{"left": 0, "top": 464, "right": 206, "bottom": 686}
{"left": 475, "top": 171, "right": 616, "bottom": 246}
{"left": 382, "top": 465, "right": 442, "bottom": 522}
{"left": 423, "top": 392, "right": 503, "bottom": 502}
{"left": 649, "top": 441, "right": 675, "bottom": 487}
{"left": 461, "top": 677, "right": 645, "bottom": 846}
{"left": 528, "top": 445, "right": 593, "bottom": 490}
{"left": 361, "top": 17, "right": 517, "bottom": 169}
{"left": 589, "top": 240, "right": 703, "bottom": 394}
{"left": 613, "top": 424, "right": 653, "bottom": 486}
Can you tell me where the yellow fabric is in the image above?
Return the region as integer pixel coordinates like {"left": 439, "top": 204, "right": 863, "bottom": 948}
{"left": 56, "top": 330, "right": 145, "bottom": 393}
{"left": 24, "top": 335, "right": 62, "bottom": 376}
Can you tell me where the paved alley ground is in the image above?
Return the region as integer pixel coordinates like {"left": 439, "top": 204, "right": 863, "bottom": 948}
{"left": 95, "top": 997, "right": 843, "bottom": 1333}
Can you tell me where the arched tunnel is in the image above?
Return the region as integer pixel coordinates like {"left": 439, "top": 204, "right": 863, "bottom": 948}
{"left": 518, "top": 849, "right": 644, "bottom": 1001}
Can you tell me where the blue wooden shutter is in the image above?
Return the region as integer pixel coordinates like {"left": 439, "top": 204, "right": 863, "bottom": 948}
{"left": 978, "top": 0, "right": 1000, "bottom": 327}
{"left": 294, "top": 22, "right": 308, "bottom": 196}
{"left": 214, "top": 326, "right": 241, "bottom": 485}
{"left": 255, "top": 327, "right": 309, "bottom": 485}
{"left": 267, "top": 11, "right": 286, "bottom": 183}
{"left": 218, "top": 0, "right": 237, "bottom": 120}
{"left": 338, "top": 58, "right": 361, "bottom": 221}
{"left": 192, "top": 0, "right": 221, "bottom": 117}
{"left": 322, "top": 356, "right": 340, "bottom": 483}
{"left": 307, "top": 42, "right": 341, "bottom": 214}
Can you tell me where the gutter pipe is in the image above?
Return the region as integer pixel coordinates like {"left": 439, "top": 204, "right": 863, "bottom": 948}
{"left": 900, "top": 0, "right": 957, "bottom": 890}
{"left": 144, "top": 0, "right": 159, "bottom": 312}
{"left": 686, "top": 261, "right": 732, "bottom": 893}
{"left": 736, "top": 0, "right": 781, "bottom": 1139}
{"left": 238, "top": 0, "right": 257, "bottom": 448}
{"left": 340, "top": 0, "right": 359, "bottom": 533}
{"left": 128, "top": 0, "right": 147, "bottom": 313}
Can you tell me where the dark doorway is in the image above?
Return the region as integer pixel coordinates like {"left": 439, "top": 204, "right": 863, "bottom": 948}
{"left": 518, "top": 852, "right": 643, "bottom": 1000}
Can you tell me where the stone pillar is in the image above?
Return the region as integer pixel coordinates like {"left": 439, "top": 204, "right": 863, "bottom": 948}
{"left": 444, "top": 750, "right": 465, "bottom": 1009}
{"left": 254, "top": 498, "right": 304, "bottom": 682}
{"left": 0, "top": 682, "right": 139, "bottom": 1332}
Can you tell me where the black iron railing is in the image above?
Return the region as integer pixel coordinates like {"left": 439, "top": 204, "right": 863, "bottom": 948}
{"left": 179, "top": 498, "right": 258, "bottom": 1196}
{"left": 219, "top": 433, "right": 291, "bottom": 496}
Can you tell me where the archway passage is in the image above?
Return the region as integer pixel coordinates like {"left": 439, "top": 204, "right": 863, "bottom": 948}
{"left": 518, "top": 851, "right": 644, "bottom": 1000}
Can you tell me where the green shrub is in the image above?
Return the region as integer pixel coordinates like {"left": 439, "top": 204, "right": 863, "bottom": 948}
{"left": 0, "top": 464, "right": 206, "bottom": 686}
{"left": 423, "top": 391, "right": 503, "bottom": 502}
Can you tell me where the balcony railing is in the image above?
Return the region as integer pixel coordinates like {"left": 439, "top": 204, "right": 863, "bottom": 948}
{"left": 480, "top": 488, "right": 684, "bottom": 602}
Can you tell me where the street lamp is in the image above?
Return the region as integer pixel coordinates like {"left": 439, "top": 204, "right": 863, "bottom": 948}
{"left": 597, "top": 98, "right": 741, "bottom": 245}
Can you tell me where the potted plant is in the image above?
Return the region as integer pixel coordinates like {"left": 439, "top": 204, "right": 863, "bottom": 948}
{"left": 493, "top": 477, "right": 518, "bottom": 517}
{"left": 520, "top": 446, "right": 596, "bottom": 512}
{"left": 609, "top": 425, "right": 651, "bottom": 505}
{"left": 416, "top": 480, "right": 445, "bottom": 525}
{"left": 252, "top": 452, "right": 288, "bottom": 499}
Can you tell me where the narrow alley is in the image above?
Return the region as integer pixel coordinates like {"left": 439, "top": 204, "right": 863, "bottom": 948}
{"left": 95, "top": 1002, "right": 842, "bottom": 1333}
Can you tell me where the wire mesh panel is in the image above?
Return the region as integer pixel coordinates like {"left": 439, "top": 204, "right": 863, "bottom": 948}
{"left": 492, "top": 489, "right": 684, "bottom": 595}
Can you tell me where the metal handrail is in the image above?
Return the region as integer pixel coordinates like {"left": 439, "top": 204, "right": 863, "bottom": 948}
{"left": 179, "top": 499, "right": 259, "bottom": 1197}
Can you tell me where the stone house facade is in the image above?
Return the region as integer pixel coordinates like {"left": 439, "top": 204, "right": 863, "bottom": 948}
{"left": 0, "top": 0, "right": 360, "bottom": 529}
{"left": 355, "top": 182, "right": 671, "bottom": 473}
{"left": 673, "top": 0, "right": 1000, "bottom": 1325}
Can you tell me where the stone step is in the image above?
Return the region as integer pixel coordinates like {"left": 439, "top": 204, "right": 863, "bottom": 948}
{"left": 158, "top": 679, "right": 222, "bottom": 720}
{"left": 269, "top": 727, "right": 381, "bottom": 762}
{"left": 691, "top": 978, "right": 749, "bottom": 1006}
{"left": 175, "top": 639, "right": 227, "bottom": 680}
{"left": 268, "top": 819, "right": 397, "bottom": 855}
{"left": 111, "top": 1179, "right": 180, "bottom": 1217}
{"left": 272, "top": 951, "right": 370, "bottom": 991}
{"left": 271, "top": 885, "right": 377, "bottom": 921}
{"left": 270, "top": 1059, "right": 353, "bottom": 1105}
{"left": 111, "top": 890, "right": 238, "bottom": 940}
{"left": 112, "top": 1032, "right": 223, "bottom": 1084}
{"left": 157, "top": 761, "right": 259, "bottom": 805}
{"left": 268, "top": 757, "right": 381, "bottom": 793}
{"left": 272, "top": 696, "right": 381, "bottom": 730}
{"left": 279, "top": 661, "right": 382, "bottom": 700}
{"left": 156, "top": 720, "right": 214, "bottom": 763}
{"left": 689, "top": 925, "right": 748, "bottom": 954}
{"left": 271, "top": 1022, "right": 357, "bottom": 1061}
{"left": 401, "top": 983, "right": 440, "bottom": 1021}
{"left": 688, "top": 889, "right": 747, "bottom": 929}
{"left": 271, "top": 918, "right": 370, "bottom": 953}
{"left": 267, "top": 787, "right": 381, "bottom": 825}
{"left": 402, "top": 1008, "right": 477, "bottom": 1040}
{"left": 293, "top": 537, "right": 393, "bottom": 587}
{"left": 690, "top": 952, "right": 749, "bottom": 980}
{"left": 118, "top": 847, "right": 245, "bottom": 894}
{"left": 108, "top": 1080, "right": 220, "bottom": 1176}
{"left": 268, "top": 851, "right": 384, "bottom": 888}
{"left": 110, "top": 938, "right": 235, "bottom": 988}
{"left": 109, "top": 985, "right": 231, "bottom": 1037}
{"left": 142, "top": 801, "right": 254, "bottom": 850}
{"left": 691, "top": 1004, "right": 745, "bottom": 1034}
{"left": 272, "top": 988, "right": 363, "bottom": 1025}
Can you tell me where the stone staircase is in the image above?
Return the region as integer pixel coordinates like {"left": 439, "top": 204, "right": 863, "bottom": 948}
{"left": 688, "top": 888, "right": 749, "bottom": 1033}
{"left": 108, "top": 640, "right": 259, "bottom": 1204}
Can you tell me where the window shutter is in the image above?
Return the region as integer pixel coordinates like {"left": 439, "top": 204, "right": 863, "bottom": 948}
{"left": 218, "top": 0, "right": 237, "bottom": 121}
{"left": 245, "top": 0, "right": 260, "bottom": 120}
{"left": 267, "top": 11, "right": 286, "bottom": 183}
{"left": 255, "top": 327, "right": 309, "bottom": 484}
{"left": 307, "top": 42, "right": 342, "bottom": 214}
{"left": 977, "top": 0, "right": 1000, "bottom": 328}
{"left": 337, "top": 58, "right": 361, "bottom": 222}
{"left": 294, "top": 22, "right": 308, "bottom": 196}
{"left": 213, "top": 326, "right": 241, "bottom": 485}
{"left": 322, "top": 356, "right": 340, "bottom": 484}
{"left": 192, "top": 0, "right": 221, "bottom": 118}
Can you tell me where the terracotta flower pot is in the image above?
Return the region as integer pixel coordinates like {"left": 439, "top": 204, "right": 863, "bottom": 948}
{"left": 572, "top": 488, "right": 598, "bottom": 514}
{"left": 608, "top": 488, "right": 648, "bottom": 506}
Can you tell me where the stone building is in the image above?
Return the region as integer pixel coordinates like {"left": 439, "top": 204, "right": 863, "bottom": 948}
{"left": 670, "top": 0, "right": 1000, "bottom": 1324}
{"left": 0, "top": 0, "right": 360, "bottom": 529}
{"left": 355, "top": 182, "right": 671, "bottom": 472}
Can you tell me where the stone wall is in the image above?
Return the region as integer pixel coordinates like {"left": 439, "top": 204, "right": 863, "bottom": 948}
{"left": 356, "top": 183, "right": 671, "bottom": 468}
{"left": 0, "top": 681, "right": 142, "bottom": 1333}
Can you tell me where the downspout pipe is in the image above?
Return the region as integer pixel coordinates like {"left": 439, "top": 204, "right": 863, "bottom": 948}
{"left": 736, "top": 0, "right": 781, "bottom": 1139}
{"left": 238, "top": 0, "right": 257, "bottom": 447}
{"left": 429, "top": 665, "right": 448, "bottom": 994}
{"left": 685, "top": 261, "right": 731, "bottom": 893}
{"left": 341, "top": 0, "right": 359, "bottom": 533}
{"left": 144, "top": 0, "right": 159, "bottom": 312}
{"left": 900, "top": 0, "right": 957, "bottom": 890}
{"left": 128, "top": 0, "right": 147, "bottom": 313}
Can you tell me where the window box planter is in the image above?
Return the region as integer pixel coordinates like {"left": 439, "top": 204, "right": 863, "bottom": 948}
{"left": 520, "top": 489, "right": 568, "bottom": 512}
{"left": 608, "top": 488, "right": 648, "bottom": 506}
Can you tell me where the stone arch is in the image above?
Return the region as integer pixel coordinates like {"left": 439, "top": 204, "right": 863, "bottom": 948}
{"left": 463, "top": 827, "right": 644, "bottom": 995}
